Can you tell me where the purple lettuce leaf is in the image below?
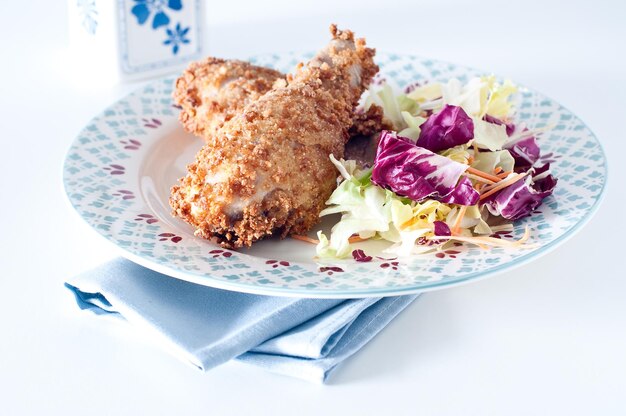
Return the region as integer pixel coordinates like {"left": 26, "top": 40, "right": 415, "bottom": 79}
{"left": 485, "top": 115, "right": 541, "bottom": 172}
{"left": 481, "top": 116, "right": 557, "bottom": 219}
{"left": 504, "top": 136, "right": 541, "bottom": 171}
{"left": 433, "top": 221, "right": 451, "bottom": 236}
{"left": 440, "top": 176, "right": 480, "bottom": 204}
{"left": 371, "top": 131, "right": 479, "bottom": 205}
{"left": 484, "top": 114, "right": 515, "bottom": 136}
{"left": 482, "top": 164, "right": 557, "bottom": 220}
{"left": 416, "top": 105, "right": 474, "bottom": 152}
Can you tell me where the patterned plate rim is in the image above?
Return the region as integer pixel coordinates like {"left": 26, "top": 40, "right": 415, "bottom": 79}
{"left": 62, "top": 52, "right": 608, "bottom": 298}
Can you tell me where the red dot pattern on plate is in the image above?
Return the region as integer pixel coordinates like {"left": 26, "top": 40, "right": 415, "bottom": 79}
{"left": 112, "top": 190, "right": 135, "bottom": 200}
{"left": 103, "top": 164, "right": 125, "bottom": 175}
{"left": 134, "top": 213, "right": 158, "bottom": 224}
{"left": 158, "top": 233, "right": 182, "bottom": 243}
{"left": 142, "top": 118, "right": 162, "bottom": 128}
{"left": 120, "top": 139, "right": 142, "bottom": 150}
{"left": 380, "top": 261, "right": 399, "bottom": 270}
{"left": 435, "top": 250, "right": 461, "bottom": 259}
{"left": 265, "top": 260, "right": 291, "bottom": 268}
{"left": 319, "top": 266, "right": 344, "bottom": 276}
{"left": 209, "top": 249, "right": 233, "bottom": 258}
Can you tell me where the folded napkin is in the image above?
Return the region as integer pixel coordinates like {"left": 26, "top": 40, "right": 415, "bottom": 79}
{"left": 65, "top": 259, "right": 417, "bottom": 383}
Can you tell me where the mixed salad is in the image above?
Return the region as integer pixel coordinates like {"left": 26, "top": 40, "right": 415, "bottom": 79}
{"left": 315, "top": 76, "right": 557, "bottom": 259}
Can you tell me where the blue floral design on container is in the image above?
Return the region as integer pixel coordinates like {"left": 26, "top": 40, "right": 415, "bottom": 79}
{"left": 163, "top": 23, "right": 190, "bottom": 54}
{"left": 77, "top": 0, "right": 98, "bottom": 35}
{"left": 131, "top": 0, "right": 182, "bottom": 29}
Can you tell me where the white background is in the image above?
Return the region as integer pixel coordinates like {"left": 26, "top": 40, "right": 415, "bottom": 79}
{"left": 1, "top": 0, "right": 625, "bottom": 414}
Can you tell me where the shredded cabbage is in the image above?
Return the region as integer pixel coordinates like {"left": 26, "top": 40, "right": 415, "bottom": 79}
{"left": 398, "top": 111, "right": 426, "bottom": 140}
{"left": 317, "top": 157, "right": 453, "bottom": 258}
{"left": 471, "top": 149, "right": 515, "bottom": 173}
{"left": 364, "top": 83, "right": 428, "bottom": 136}
{"left": 472, "top": 118, "right": 508, "bottom": 151}
{"left": 406, "top": 82, "right": 442, "bottom": 103}
{"left": 442, "top": 77, "right": 489, "bottom": 117}
{"left": 485, "top": 79, "right": 518, "bottom": 118}
{"left": 439, "top": 145, "right": 471, "bottom": 165}
{"left": 315, "top": 75, "right": 552, "bottom": 260}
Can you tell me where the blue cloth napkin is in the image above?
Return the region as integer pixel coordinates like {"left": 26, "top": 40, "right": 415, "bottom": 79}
{"left": 65, "top": 258, "right": 417, "bottom": 383}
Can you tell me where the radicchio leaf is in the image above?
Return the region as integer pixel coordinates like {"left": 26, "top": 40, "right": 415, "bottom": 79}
{"left": 371, "top": 131, "right": 479, "bottom": 205}
{"left": 482, "top": 164, "right": 557, "bottom": 220}
{"left": 505, "top": 136, "right": 541, "bottom": 171}
{"left": 484, "top": 114, "right": 515, "bottom": 136}
{"left": 485, "top": 116, "right": 541, "bottom": 171}
{"left": 416, "top": 105, "right": 474, "bottom": 152}
{"left": 439, "top": 176, "right": 480, "bottom": 204}
{"left": 433, "top": 221, "right": 451, "bottom": 236}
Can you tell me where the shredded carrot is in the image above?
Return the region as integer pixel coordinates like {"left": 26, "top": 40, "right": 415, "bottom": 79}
{"left": 348, "top": 235, "right": 369, "bottom": 243}
{"left": 293, "top": 234, "right": 368, "bottom": 245}
{"left": 465, "top": 173, "right": 496, "bottom": 184}
{"left": 467, "top": 155, "right": 475, "bottom": 165}
{"left": 292, "top": 235, "right": 319, "bottom": 244}
{"left": 400, "top": 216, "right": 431, "bottom": 230}
{"left": 466, "top": 167, "right": 502, "bottom": 183}
{"left": 479, "top": 172, "right": 529, "bottom": 200}
{"left": 399, "top": 217, "right": 416, "bottom": 230}
{"left": 493, "top": 166, "right": 503, "bottom": 174}
{"left": 451, "top": 205, "right": 467, "bottom": 235}
{"left": 497, "top": 170, "right": 513, "bottom": 179}
{"left": 429, "top": 226, "right": 535, "bottom": 249}
{"left": 480, "top": 171, "right": 526, "bottom": 193}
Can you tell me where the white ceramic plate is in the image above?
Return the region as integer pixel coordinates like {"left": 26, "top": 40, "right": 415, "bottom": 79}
{"left": 63, "top": 52, "right": 607, "bottom": 298}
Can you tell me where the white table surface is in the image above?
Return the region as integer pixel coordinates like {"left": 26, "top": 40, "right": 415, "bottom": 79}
{"left": 1, "top": 0, "right": 624, "bottom": 414}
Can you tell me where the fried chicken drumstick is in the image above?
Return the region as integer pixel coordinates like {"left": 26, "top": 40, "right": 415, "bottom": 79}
{"left": 173, "top": 58, "right": 388, "bottom": 142}
{"left": 173, "top": 58, "right": 283, "bottom": 138}
{"left": 170, "top": 25, "right": 378, "bottom": 248}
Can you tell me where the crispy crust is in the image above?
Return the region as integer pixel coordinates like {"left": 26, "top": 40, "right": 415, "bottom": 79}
{"left": 173, "top": 58, "right": 389, "bottom": 144}
{"left": 349, "top": 104, "right": 392, "bottom": 137}
{"left": 170, "top": 25, "right": 378, "bottom": 248}
{"left": 173, "top": 57, "right": 283, "bottom": 138}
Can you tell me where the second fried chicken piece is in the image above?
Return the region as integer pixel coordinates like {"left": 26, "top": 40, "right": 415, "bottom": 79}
{"left": 171, "top": 25, "right": 378, "bottom": 248}
{"left": 173, "top": 58, "right": 390, "bottom": 143}
{"left": 173, "top": 58, "right": 283, "bottom": 138}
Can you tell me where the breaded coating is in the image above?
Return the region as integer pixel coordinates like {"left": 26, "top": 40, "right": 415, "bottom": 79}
{"left": 170, "top": 25, "right": 378, "bottom": 248}
{"left": 173, "top": 58, "right": 389, "bottom": 142}
{"left": 173, "top": 58, "right": 283, "bottom": 138}
{"left": 349, "top": 104, "right": 392, "bottom": 137}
